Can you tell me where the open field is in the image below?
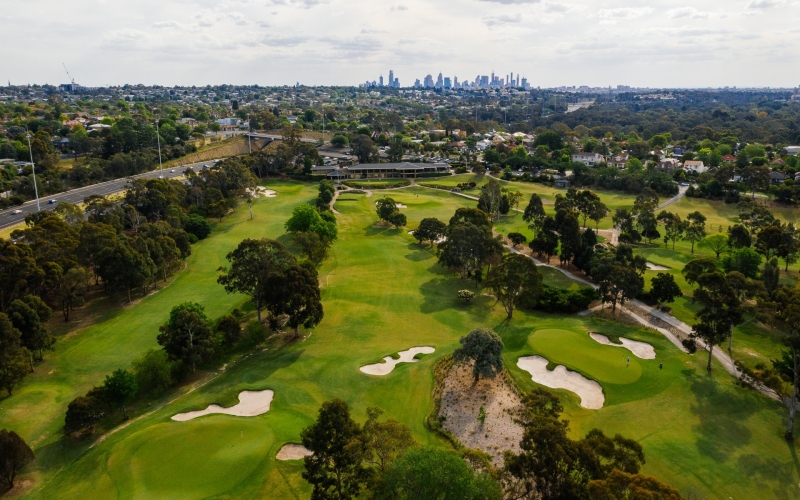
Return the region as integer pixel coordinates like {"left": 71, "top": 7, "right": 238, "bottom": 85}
{"left": 4, "top": 182, "right": 798, "bottom": 499}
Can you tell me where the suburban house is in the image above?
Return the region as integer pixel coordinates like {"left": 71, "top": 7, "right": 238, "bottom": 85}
{"left": 769, "top": 171, "right": 788, "bottom": 184}
{"left": 608, "top": 152, "right": 629, "bottom": 169}
{"left": 682, "top": 160, "right": 708, "bottom": 174}
{"left": 570, "top": 152, "right": 604, "bottom": 166}
{"left": 476, "top": 139, "right": 492, "bottom": 151}
{"left": 554, "top": 178, "right": 571, "bottom": 188}
{"left": 785, "top": 146, "right": 800, "bottom": 156}
{"left": 721, "top": 154, "right": 737, "bottom": 163}
{"left": 216, "top": 118, "right": 241, "bottom": 131}
{"left": 325, "top": 162, "right": 449, "bottom": 180}
{"left": 658, "top": 158, "right": 680, "bottom": 174}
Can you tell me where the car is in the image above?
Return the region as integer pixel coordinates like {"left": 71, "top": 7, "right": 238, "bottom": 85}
{"left": 48, "top": 199, "right": 57, "bottom": 204}
{"left": 213, "top": 159, "right": 220, "bottom": 163}
{"left": 681, "top": 182, "right": 689, "bottom": 186}
{"left": 11, "top": 209, "right": 22, "bottom": 215}
{"left": 170, "top": 169, "right": 175, "bottom": 173}
{"left": 203, "top": 164, "right": 209, "bottom": 169}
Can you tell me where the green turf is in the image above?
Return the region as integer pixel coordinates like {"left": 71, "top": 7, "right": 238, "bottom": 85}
{"left": 7, "top": 183, "right": 800, "bottom": 500}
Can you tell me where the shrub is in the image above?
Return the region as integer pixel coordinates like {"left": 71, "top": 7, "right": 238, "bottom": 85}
{"left": 132, "top": 349, "right": 174, "bottom": 396}
{"left": 185, "top": 214, "right": 211, "bottom": 239}
{"left": 458, "top": 290, "right": 475, "bottom": 304}
{"left": 64, "top": 395, "right": 104, "bottom": 434}
{"left": 529, "top": 286, "right": 599, "bottom": 313}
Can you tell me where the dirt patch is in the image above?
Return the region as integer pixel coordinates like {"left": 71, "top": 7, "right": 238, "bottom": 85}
{"left": 517, "top": 356, "right": 604, "bottom": 410}
{"left": 171, "top": 389, "right": 274, "bottom": 421}
{"left": 276, "top": 443, "right": 313, "bottom": 460}
{"left": 438, "top": 363, "right": 524, "bottom": 466}
{"left": 589, "top": 333, "right": 656, "bottom": 359}
{"left": 360, "top": 347, "right": 435, "bottom": 376}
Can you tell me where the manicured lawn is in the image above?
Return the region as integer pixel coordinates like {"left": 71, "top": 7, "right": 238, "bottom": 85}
{"left": 9, "top": 184, "right": 799, "bottom": 500}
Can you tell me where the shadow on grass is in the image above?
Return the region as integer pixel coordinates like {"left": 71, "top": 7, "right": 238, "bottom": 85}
{"left": 405, "top": 243, "right": 435, "bottom": 262}
{"left": 494, "top": 321, "right": 534, "bottom": 352}
{"left": 736, "top": 453, "right": 797, "bottom": 500}
{"left": 688, "top": 371, "right": 756, "bottom": 462}
{"left": 418, "top": 277, "right": 492, "bottom": 317}
{"left": 363, "top": 223, "right": 402, "bottom": 237}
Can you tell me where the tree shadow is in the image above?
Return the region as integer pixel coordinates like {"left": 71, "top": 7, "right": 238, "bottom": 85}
{"left": 736, "top": 453, "right": 797, "bottom": 500}
{"left": 363, "top": 223, "right": 400, "bottom": 237}
{"left": 687, "top": 372, "right": 757, "bottom": 462}
{"left": 418, "top": 277, "right": 492, "bottom": 318}
{"left": 493, "top": 321, "right": 535, "bottom": 352}
{"left": 405, "top": 243, "right": 435, "bottom": 262}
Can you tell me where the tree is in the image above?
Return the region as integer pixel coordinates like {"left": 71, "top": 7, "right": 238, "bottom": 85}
{"left": 772, "top": 287, "right": 800, "bottom": 440}
{"left": 64, "top": 395, "right": 104, "bottom": 435}
{"left": 217, "top": 314, "right": 242, "bottom": 348}
{"left": 301, "top": 398, "right": 366, "bottom": 500}
{"left": 485, "top": 254, "right": 542, "bottom": 319}
{"left": 681, "top": 211, "right": 707, "bottom": 254}
{"left": 217, "top": 239, "right": 295, "bottom": 321}
{"left": 687, "top": 271, "right": 743, "bottom": 370}
{"left": 132, "top": 349, "right": 174, "bottom": 395}
{"left": 657, "top": 211, "right": 684, "bottom": 250}
{"left": 362, "top": 407, "right": 416, "bottom": 473}
{"left": 529, "top": 216, "right": 560, "bottom": 261}
{"left": 263, "top": 264, "right": 324, "bottom": 339}
{"left": 588, "top": 469, "right": 683, "bottom": 500}
{"left": 156, "top": 302, "right": 215, "bottom": 373}
{"left": 331, "top": 134, "right": 349, "bottom": 147}
{"left": 0, "top": 314, "right": 29, "bottom": 396}
{"left": 727, "top": 224, "right": 752, "bottom": 249}
{"left": 777, "top": 223, "right": 799, "bottom": 272}
{"left": 185, "top": 214, "right": 211, "bottom": 240}
{"left": 102, "top": 369, "right": 137, "bottom": 420}
{"left": 522, "top": 194, "right": 546, "bottom": 230}
{"left": 453, "top": 328, "right": 504, "bottom": 382}
{"left": 588, "top": 246, "right": 646, "bottom": 314}
{"left": 375, "top": 447, "right": 502, "bottom": 500}
{"left": 756, "top": 224, "right": 783, "bottom": 259}
{"left": 682, "top": 257, "right": 718, "bottom": 285}
{"left": 0, "top": 429, "right": 34, "bottom": 489}
{"left": 698, "top": 234, "right": 730, "bottom": 260}
{"left": 558, "top": 213, "right": 582, "bottom": 267}
{"left": 449, "top": 207, "right": 491, "bottom": 230}
{"left": 55, "top": 266, "right": 89, "bottom": 322}
{"left": 458, "top": 290, "right": 475, "bottom": 304}
{"left": 575, "top": 190, "right": 602, "bottom": 228}
{"left": 7, "top": 296, "right": 53, "bottom": 371}
{"left": 650, "top": 273, "right": 682, "bottom": 307}
{"left": 388, "top": 212, "right": 406, "bottom": 228}
{"left": 588, "top": 199, "right": 609, "bottom": 231}
{"left": 477, "top": 179, "right": 503, "bottom": 222}
{"left": 352, "top": 135, "right": 376, "bottom": 163}
{"left": 763, "top": 258, "right": 780, "bottom": 294}
{"left": 507, "top": 232, "right": 528, "bottom": 247}
{"left": 286, "top": 204, "right": 338, "bottom": 242}
{"left": 636, "top": 208, "right": 660, "bottom": 244}
{"left": 294, "top": 231, "right": 332, "bottom": 266}
{"left": 0, "top": 239, "right": 42, "bottom": 313}
{"left": 386, "top": 134, "right": 404, "bottom": 162}
{"left": 414, "top": 218, "right": 446, "bottom": 247}
{"left": 375, "top": 198, "right": 400, "bottom": 223}
{"left": 720, "top": 248, "right": 762, "bottom": 279}
{"left": 438, "top": 223, "right": 496, "bottom": 280}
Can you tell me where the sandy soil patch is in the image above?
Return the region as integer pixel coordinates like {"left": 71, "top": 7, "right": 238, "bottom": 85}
{"left": 276, "top": 443, "right": 313, "bottom": 461}
{"left": 247, "top": 186, "right": 277, "bottom": 198}
{"left": 589, "top": 333, "right": 656, "bottom": 359}
{"left": 439, "top": 363, "right": 524, "bottom": 466}
{"left": 171, "top": 390, "right": 274, "bottom": 421}
{"left": 645, "top": 262, "right": 669, "bottom": 271}
{"left": 360, "top": 347, "right": 435, "bottom": 376}
{"left": 517, "top": 356, "right": 604, "bottom": 410}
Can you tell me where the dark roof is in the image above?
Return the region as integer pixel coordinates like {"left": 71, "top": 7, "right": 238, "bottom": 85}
{"left": 346, "top": 162, "right": 448, "bottom": 171}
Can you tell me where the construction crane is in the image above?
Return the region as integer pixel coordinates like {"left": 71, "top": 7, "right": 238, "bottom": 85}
{"left": 62, "top": 63, "right": 75, "bottom": 85}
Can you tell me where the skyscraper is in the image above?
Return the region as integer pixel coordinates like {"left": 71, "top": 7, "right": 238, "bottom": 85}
{"left": 424, "top": 74, "right": 434, "bottom": 88}
{"left": 436, "top": 72, "right": 443, "bottom": 89}
{"left": 444, "top": 77, "right": 451, "bottom": 89}
{"left": 388, "top": 70, "right": 394, "bottom": 88}
{"left": 379, "top": 75, "right": 384, "bottom": 87}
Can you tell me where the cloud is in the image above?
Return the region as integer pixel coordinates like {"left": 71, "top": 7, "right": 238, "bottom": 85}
{"left": 483, "top": 13, "right": 523, "bottom": 26}
{"left": 597, "top": 7, "right": 652, "bottom": 21}
{"left": 153, "top": 21, "right": 185, "bottom": 29}
{"left": 477, "top": 0, "right": 540, "bottom": 4}
{"left": 542, "top": 2, "right": 580, "bottom": 13}
{"left": 391, "top": 5, "right": 408, "bottom": 11}
{"left": 668, "top": 7, "right": 710, "bottom": 19}
{"left": 268, "top": 0, "right": 327, "bottom": 8}
{"left": 260, "top": 35, "right": 307, "bottom": 47}
{"left": 102, "top": 29, "right": 148, "bottom": 48}
{"left": 361, "top": 28, "right": 387, "bottom": 34}
{"left": 746, "top": 0, "right": 786, "bottom": 9}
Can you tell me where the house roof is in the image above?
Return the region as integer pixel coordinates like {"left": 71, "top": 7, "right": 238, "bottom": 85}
{"left": 345, "top": 162, "right": 449, "bottom": 171}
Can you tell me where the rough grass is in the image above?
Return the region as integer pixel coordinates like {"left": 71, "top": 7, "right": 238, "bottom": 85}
{"left": 7, "top": 184, "right": 799, "bottom": 500}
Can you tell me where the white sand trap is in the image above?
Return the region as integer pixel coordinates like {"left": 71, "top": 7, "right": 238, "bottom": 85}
{"left": 589, "top": 333, "right": 656, "bottom": 360}
{"left": 360, "top": 347, "right": 435, "bottom": 376}
{"left": 396, "top": 203, "right": 408, "bottom": 208}
{"left": 408, "top": 230, "right": 446, "bottom": 244}
{"left": 646, "top": 262, "right": 669, "bottom": 271}
{"left": 171, "top": 390, "right": 274, "bottom": 421}
{"left": 247, "top": 187, "right": 277, "bottom": 198}
{"left": 276, "top": 444, "right": 313, "bottom": 461}
{"left": 517, "top": 356, "right": 604, "bottom": 410}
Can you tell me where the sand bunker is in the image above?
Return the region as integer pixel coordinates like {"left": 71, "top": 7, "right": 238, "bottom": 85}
{"left": 171, "top": 390, "right": 274, "bottom": 421}
{"left": 589, "top": 333, "right": 656, "bottom": 359}
{"left": 359, "top": 347, "right": 435, "bottom": 376}
{"left": 247, "top": 187, "right": 277, "bottom": 198}
{"left": 646, "top": 262, "right": 669, "bottom": 271}
{"left": 276, "top": 444, "right": 313, "bottom": 461}
{"left": 396, "top": 203, "right": 408, "bottom": 208}
{"left": 408, "top": 230, "right": 446, "bottom": 244}
{"left": 517, "top": 356, "right": 604, "bottom": 410}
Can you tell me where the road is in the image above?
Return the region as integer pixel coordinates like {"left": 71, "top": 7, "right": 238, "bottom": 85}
{"left": 0, "top": 160, "right": 216, "bottom": 230}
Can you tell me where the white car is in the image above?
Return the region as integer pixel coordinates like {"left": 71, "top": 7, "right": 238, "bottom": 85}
{"left": 170, "top": 169, "right": 175, "bottom": 173}
{"left": 11, "top": 209, "right": 22, "bottom": 215}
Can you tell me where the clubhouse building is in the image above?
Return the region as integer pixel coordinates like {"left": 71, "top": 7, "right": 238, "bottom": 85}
{"left": 314, "top": 162, "right": 450, "bottom": 180}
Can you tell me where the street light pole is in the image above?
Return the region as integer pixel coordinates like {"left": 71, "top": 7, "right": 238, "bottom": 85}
{"left": 155, "top": 119, "right": 164, "bottom": 178}
{"left": 247, "top": 113, "right": 252, "bottom": 154}
{"left": 25, "top": 133, "right": 40, "bottom": 212}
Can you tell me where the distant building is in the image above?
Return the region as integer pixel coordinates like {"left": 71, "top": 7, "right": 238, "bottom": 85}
{"left": 682, "top": 160, "right": 707, "bottom": 174}
{"left": 326, "top": 162, "right": 449, "bottom": 180}
{"left": 769, "top": 171, "right": 787, "bottom": 184}
{"left": 658, "top": 158, "right": 680, "bottom": 174}
{"left": 443, "top": 77, "right": 451, "bottom": 89}
{"left": 609, "top": 152, "right": 630, "bottom": 169}
{"left": 554, "top": 178, "right": 571, "bottom": 189}
{"left": 424, "top": 74, "right": 434, "bottom": 88}
{"left": 785, "top": 146, "right": 800, "bottom": 156}
{"left": 570, "top": 152, "right": 604, "bottom": 166}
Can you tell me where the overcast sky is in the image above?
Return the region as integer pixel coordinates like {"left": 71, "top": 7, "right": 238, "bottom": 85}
{"left": 2, "top": 0, "right": 799, "bottom": 88}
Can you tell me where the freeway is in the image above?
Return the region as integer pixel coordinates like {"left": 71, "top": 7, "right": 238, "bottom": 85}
{"left": 0, "top": 160, "right": 216, "bottom": 230}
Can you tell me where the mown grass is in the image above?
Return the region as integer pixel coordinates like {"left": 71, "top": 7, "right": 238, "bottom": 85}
{"left": 8, "top": 184, "right": 800, "bottom": 500}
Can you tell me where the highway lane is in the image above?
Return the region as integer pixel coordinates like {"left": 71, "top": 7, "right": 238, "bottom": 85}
{"left": 0, "top": 160, "right": 217, "bottom": 230}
